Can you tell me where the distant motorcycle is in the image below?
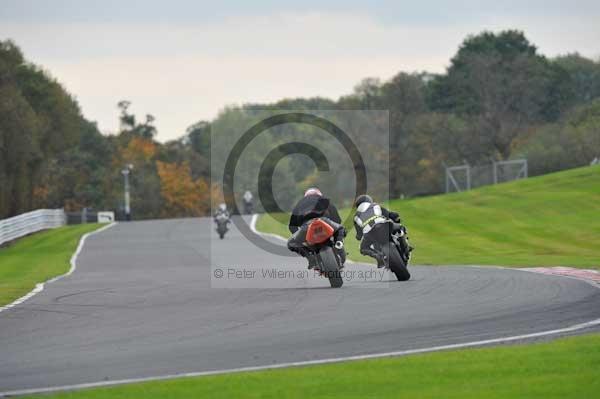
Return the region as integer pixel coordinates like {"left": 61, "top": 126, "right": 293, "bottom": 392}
{"left": 243, "top": 191, "right": 254, "bottom": 215}
{"left": 243, "top": 200, "right": 253, "bottom": 215}
{"left": 215, "top": 214, "right": 230, "bottom": 239}
{"left": 367, "top": 220, "right": 412, "bottom": 281}
{"left": 288, "top": 217, "right": 345, "bottom": 288}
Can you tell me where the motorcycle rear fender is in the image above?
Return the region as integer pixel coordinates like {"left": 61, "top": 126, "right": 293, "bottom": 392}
{"left": 288, "top": 217, "right": 341, "bottom": 249}
{"left": 306, "top": 218, "right": 335, "bottom": 245}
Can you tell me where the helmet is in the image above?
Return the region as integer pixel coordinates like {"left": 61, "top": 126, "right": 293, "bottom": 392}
{"left": 304, "top": 187, "right": 323, "bottom": 197}
{"left": 354, "top": 194, "right": 373, "bottom": 207}
{"left": 218, "top": 203, "right": 227, "bottom": 211}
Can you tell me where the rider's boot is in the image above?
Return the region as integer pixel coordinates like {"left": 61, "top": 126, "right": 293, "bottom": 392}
{"left": 362, "top": 247, "right": 386, "bottom": 268}
{"left": 375, "top": 254, "right": 386, "bottom": 268}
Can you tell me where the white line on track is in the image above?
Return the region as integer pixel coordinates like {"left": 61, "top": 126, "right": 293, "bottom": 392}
{"left": 0, "top": 223, "right": 116, "bottom": 314}
{"left": 2, "top": 316, "right": 599, "bottom": 397}
{"left": 1, "top": 216, "right": 599, "bottom": 397}
{"left": 249, "top": 213, "right": 287, "bottom": 242}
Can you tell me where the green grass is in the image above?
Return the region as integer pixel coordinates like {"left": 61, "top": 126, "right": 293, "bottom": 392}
{"left": 24, "top": 333, "right": 600, "bottom": 399}
{"left": 0, "top": 224, "right": 102, "bottom": 306}
{"left": 257, "top": 165, "right": 600, "bottom": 268}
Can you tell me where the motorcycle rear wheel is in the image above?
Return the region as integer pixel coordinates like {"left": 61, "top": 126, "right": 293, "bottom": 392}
{"left": 383, "top": 244, "right": 411, "bottom": 281}
{"left": 319, "top": 247, "right": 343, "bottom": 288}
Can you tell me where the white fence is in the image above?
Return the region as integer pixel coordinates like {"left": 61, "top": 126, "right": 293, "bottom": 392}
{"left": 0, "top": 209, "right": 66, "bottom": 246}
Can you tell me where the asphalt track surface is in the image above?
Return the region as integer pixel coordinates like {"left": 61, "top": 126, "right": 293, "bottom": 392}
{"left": 1, "top": 216, "right": 600, "bottom": 393}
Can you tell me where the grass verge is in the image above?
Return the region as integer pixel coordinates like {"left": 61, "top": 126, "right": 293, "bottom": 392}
{"left": 0, "top": 224, "right": 102, "bottom": 306}
{"left": 23, "top": 333, "right": 600, "bottom": 398}
{"left": 257, "top": 166, "right": 600, "bottom": 268}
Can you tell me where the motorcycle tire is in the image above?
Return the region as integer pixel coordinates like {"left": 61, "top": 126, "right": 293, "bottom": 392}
{"left": 383, "top": 243, "right": 411, "bottom": 281}
{"left": 318, "top": 247, "right": 343, "bottom": 288}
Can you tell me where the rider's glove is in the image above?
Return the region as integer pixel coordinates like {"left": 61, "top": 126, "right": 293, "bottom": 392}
{"left": 389, "top": 212, "right": 401, "bottom": 223}
{"left": 334, "top": 241, "right": 344, "bottom": 250}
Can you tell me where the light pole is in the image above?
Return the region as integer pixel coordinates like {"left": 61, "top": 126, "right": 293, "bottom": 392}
{"left": 121, "top": 164, "right": 133, "bottom": 221}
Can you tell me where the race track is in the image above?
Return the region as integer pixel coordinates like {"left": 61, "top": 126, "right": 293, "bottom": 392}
{"left": 1, "top": 216, "right": 600, "bottom": 393}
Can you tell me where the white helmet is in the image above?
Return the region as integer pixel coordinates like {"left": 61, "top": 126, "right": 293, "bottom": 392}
{"left": 304, "top": 187, "right": 323, "bottom": 197}
{"left": 218, "top": 203, "right": 227, "bottom": 211}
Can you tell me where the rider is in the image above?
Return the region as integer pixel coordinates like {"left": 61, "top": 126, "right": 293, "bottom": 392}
{"left": 243, "top": 190, "right": 253, "bottom": 214}
{"left": 213, "top": 203, "right": 230, "bottom": 223}
{"left": 288, "top": 188, "right": 346, "bottom": 268}
{"left": 353, "top": 194, "right": 406, "bottom": 267}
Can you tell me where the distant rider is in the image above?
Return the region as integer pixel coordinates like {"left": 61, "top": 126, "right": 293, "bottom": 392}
{"left": 288, "top": 188, "right": 346, "bottom": 268}
{"left": 243, "top": 190, "right": 254, "bottom": 214}
{"left": 353, "top": 195, "right": 409, "bottom": 267}
{"left": 214, "top": 203, "right": 230, "bottom": 224}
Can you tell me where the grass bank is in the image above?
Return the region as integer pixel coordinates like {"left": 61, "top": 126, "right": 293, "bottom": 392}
{"left": 0, "top": 224, "right": 103, "bottom": 306}
{"left": 24, "top": 333, "right": 600, "bottom": 398}
{"left": 257, "top": 165, "right": 600, "bottom": 268}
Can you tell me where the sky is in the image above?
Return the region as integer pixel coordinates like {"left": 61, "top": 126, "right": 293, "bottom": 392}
{"left": 1, "top": 0, "right": 599, "bottom": 142}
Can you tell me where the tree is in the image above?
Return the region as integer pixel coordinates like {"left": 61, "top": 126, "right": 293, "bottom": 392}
{"left": 338, "top": 77, "right": 383, "bottom": 109}
{"left": 353, "top": 77, "right": 383, "bottom": 109}
{"left": 0, "top": 39, "right": 94, "bottom": 217}
{"left": 36, "top": 120, "right": 113, "bottom": 211}
{"left": 136, "top": 114, "right": 157, "bottom": 139}
{"left": 186, "top": 120, "right": 211, "bottom": 158}
{"left": 118, "top": 100, "right": 135, "bottom": 131}
{"left": 0, "top": 84, "right": 40, "bottom": 216}
{"left": 156, "top": 161, "right": 217, "bottom": 217}
{"left": 380, "top": 73, "right": 428, "bottom": 196}
{"left": 554, "top": 53, "right": 600, "bottom": 105}
{"left": 117, "top": 101, "right": 157, "bottom": 139}
{"left": 428, "top": 30, "right": 569, "bottom": 159}
{"left": 517, "top": 99, "right": 600, "bottom": 175}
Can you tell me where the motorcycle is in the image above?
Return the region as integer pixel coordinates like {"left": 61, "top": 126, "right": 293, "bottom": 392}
{"left": 215, "top": 214, "right": 230, "bottom": 239}
{"left": 288, "top": 217, "right": 345, "bottom": 288}
{"left": 366, "top": 221, "right": 412, "bottom": 281}
{"left": 243, "top": 200, "right": 253, "bottom": 215}
{"left": 242, "top": 191, "right": 254, "bottom": 215}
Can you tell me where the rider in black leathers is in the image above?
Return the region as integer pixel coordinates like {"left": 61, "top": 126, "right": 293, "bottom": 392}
{"left": 287, "top": 188, "right": 346, "bottom": 268}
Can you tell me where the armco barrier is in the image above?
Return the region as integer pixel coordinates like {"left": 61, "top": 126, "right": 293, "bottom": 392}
{"left": 0, "top": 209, "right": 66, "bottom": 246}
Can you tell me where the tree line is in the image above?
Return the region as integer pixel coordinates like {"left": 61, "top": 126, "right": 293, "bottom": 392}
{"left": 1, "top": 30, "right": 599, "bottom": 219}
{"left": 0, "top": 40, "right": 217, "bottom": 219}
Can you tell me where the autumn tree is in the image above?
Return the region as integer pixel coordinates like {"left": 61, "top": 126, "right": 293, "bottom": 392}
{"left": 156, "top": 161, "right": 218, "bottom": 217}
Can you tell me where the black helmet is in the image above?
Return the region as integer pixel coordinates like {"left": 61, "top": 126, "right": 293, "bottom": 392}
{"left": 354, "top": 194, "right": 373, "bottom": 207}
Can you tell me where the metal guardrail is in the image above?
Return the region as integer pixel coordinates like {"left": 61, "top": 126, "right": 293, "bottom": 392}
{"left": 444, "top": 159, "right": 528, "bottom": 193}
{"left": 0, "top": 209, "right": 66, "bottom": 246}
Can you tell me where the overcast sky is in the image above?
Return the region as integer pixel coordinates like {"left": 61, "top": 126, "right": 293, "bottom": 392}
{"left": 1, "top": 0, "right": 599, "bottom": 141}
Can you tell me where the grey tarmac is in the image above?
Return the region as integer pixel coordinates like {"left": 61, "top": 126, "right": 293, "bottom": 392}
{"left": 1, "top": 216, "right": 599, "bottom": 393}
